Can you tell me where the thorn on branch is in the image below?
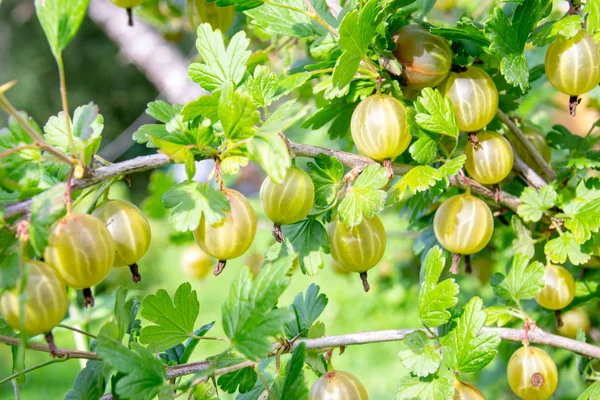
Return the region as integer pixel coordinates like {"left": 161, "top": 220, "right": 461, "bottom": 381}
{"left": 273, "top": 224, "right": 284, "bottom": 243}
{"left": 569, "top": 95, "right": 581, "bottom": 117}
{"left": 129, "top": 263, "right": 141, "bottom": 283}
{"left": 359, "top": 272, "right": 370, "bottom": 292}
{"left": 83, "top": 288, "right": 95, "bottom": 308}
{"left": 214, "top": 260, "right": 227, "bottom": 276}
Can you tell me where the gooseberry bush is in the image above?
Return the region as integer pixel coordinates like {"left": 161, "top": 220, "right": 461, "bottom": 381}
{"left": 1, "top": 0, "right": 600, "bottom": 399}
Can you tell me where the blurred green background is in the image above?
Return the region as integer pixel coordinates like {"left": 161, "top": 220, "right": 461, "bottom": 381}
{"left": 1, "top": 0, "right": 599, "bottom": 398}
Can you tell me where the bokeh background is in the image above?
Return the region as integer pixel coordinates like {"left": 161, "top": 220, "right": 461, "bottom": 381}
{"left": 1, "top": 0, "right": 600, "bottom": 398}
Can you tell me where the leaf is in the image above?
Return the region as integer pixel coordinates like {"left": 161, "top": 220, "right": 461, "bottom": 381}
{"left": 35, "top": 0, "right": 90, "bottom": 57}
{"left": 114, "top": 287, "right": 139, "bottom": 341}
{"left": 162, "top": 181, "right": 230, "bottom": 232}
{"left": 150, "top": 137, "right": 196, "bottom": 180}
{"left": 284, "top": 284, "right": 328, "bottom": 338}
{"left": 281, "top": 219, "right": 329, "bottom": 275}
{"left": 338, "top": 164, "right": 388, "bottom": 228}
{"left": 414, "top": 88, "right": 459, "bottom": 137}
{"left": 132, "top": 124, "right": 169, "bottom": 147}
{"left": 492, "top": 254, "right": 544, "bottom": 303}
{"left": 409, "top": 137, "right": 438, "bottom": 165}
{"left": 188, "top": 24, "right": 251, "bottom": 91}
{"left": 517, "top": 186, "right": 557, "bottom": 222}
{"left": 302, "top": 97, "right": 359, "bottom": 140}
{"left": 245, "top": 0, "right": 317, "bottom": 37}
{"left": 29, "top": 183, "right": 66, "bottom": 257}
{"left": 485, "top": 306, "right": 515, "bottom": 327}
{"left": 547, "top": 124, "right": 589, "bottom": 151}
{"left": 273, "top": 343, "right": 308, "bottom": 400}
{"left": 64, "top": 360, "right": 105, "bottom": 400}
{"left": 222, "top": 256, "right": 294, "bottom": 360}
{"left": 307, "top": 154, "right": 344, "bottom": 208}
{"left": 431, "top": 20, "right": 490, "bottom": 47}
{"left": 332, "top": 52, "right": 362, "bottom": 89}
{"left": 578, "top": 381, "right": 600, "bottom": 400}
{"left": 562, "top": 199, "right": 600, "bottom": 244}
{"left": 181, "top": 93, "right": 220, "bottom": 123}
{"left": 218, "top": 366, "right": 257, "bottom": 394}
{"left": 397, "top": 331, "right": 442, "bottom": 377}
{"left": 96, "top": 322, "right": 166, "bottom": 400}
{"left": 146, "top": 100, "right": 182, "bottom": 123}
{"left": 44, "top": 103, "right": 103, "bottom": 164}
{"left": 141, "top": 170, "right": 177, "bottom": 219}
{"left": 439, "top": 155, "right": 466, "bottom": 184}
{"left": 0, "top": 229, "right": 19, "bottom": 289}
{"left": 418, "top": 246, "right": 459, "bottom": 328}
{"left": 441, "top": 297, "right": 501, "bottom": 373}
{"left": 511, "top": 216, "right": 536, "bottom": 259}
{"left": 395, "top": 376, "right": 454, "bottom": 400}
{"left": 545, "top": 232, "right": 590, "bottom": 265}
{"left": 140, "top": 283, "right": 200, "bottom": 352}
{"left": 245, "top": 65, "right": 279, "bottom": 107}
{"left": 247, "top": 132, "right": 291, "bottom": 185}
{"left": 584, "top": 0, "right": 600, "bottom": 34}
{"left": 389, "top": 166, "right": 443, "bottom": 203}
{"left": 219, "top": 81, "right": 259, "bottom": 141}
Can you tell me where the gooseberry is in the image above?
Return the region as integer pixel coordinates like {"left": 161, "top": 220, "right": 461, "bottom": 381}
{"left": 465, "top": 131, "right": 514, "bottom": 185}
{"left": 110, "top": 0, "right": 146, "bottom": 25}
{"left": 507, "top": 345, "right": 558, "bottom": 400}
{"left": 557, "top": 308, "right": 590, "bottom": 339}
{"left": 507, "top": 125, "right": 551, "bottom": 175}
{"left": 536, "top": 264, "right": 575, "bottom": 311}
{"left": 452, "top": 379, "right": 485, "bottom": 400}
{"left": 93, "top": 199, "right": 151, "bottom": 283}
{"left": 194, "top": 189, "right": 256, "bottom": 275}
{"left": 393, "top": 25, "right": 452, "bottom": 90}
{"left": 180, "top": 245, "right": 213, "bottom": 280}
{"left": 309, "top": 370, "right": 369, "bottom": 400}
{"left": 187, "top": 0, "right": 236, "bottom": 32}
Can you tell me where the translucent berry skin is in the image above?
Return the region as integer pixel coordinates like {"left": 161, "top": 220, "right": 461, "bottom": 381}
{"left": 328, "top": 216, "right": 386, "bottom": 273}
{"left": 260, "top": 167, "right": 315, "bottom": 225}
{"left": 180, "top": 245, "right": 213, "bottom": 279}
{"left": 507, "top": 345, "right": 558, "bottom": 400}
{"left": 545, "top": 30, "right": 600, "bottom": 96}
{"left": 194, "top": 189, "right": 256, "bottom": 261}
{"left": 309, "top": 370, "right": 369, "bottom": 400}
{"left": 44, "top": 212, "right": 116, "bottom": 289}
{"left": 350, "top": 94, "right": 411, "bottom": 161}
{"left": 557, "top": 308, "right": 590, "bottom": 339}
{"left": 92, "top": 200, "right": 151, "bottom": 267}
{"left": 452, "top": 380, "right": 485, "bottom": 400}
{"left": 393, "top": 25, "right": 453, "bottom": 90}
{"left": 0, "top": 261, "right": 68, "bottom": 336}
{"left": 465, "top": 131, "right": 514, "bottom": 184}
{"left": 187, "top": 0, "right": 235, "bottom": 32}
{"left": 433, "top": 194, "right": 494, "bottom": 255}
{"left": 536, "top": 264, "right": 575, "bottom": 310}
{"left": 110, "top": 0, "right": 145, "bottom": 8}
{"left": 438, "top": 66, "right": 498, "bottom": 132}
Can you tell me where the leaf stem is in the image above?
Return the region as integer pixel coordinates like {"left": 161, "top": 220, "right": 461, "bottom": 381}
{"left": 57, "top": 324, "right": 97, "bottom": 339}
{"left": 0, "top": 358, "right": 69, "bottom": 386}
{"left": 0, "top": 144, "right": 38, "bottom": 159}
{"left": 56, "top": 55, "right": 77, "bottom": 160}
{"left": 255, "top": 367, "right": 274, "bottom": 399}
{"left": 189, "top": 335, "right": 229, "bottom": 342}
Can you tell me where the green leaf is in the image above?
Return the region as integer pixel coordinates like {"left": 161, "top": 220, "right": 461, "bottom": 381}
{"left": 439, "top": 155, "right": 466, "bottom": 182}
{"left": 397, "top": 331, "right": 442, "bottom": 377}
{"left": 561, "top": 198, "right": 600, "bottom": 244}
{"left": 284, "top": 284, "right": 328, "bottom": 338}
{"left": 307, "top": 154, "right": 344, "bottom": 208}
{"left": 332, "top": 52, "right": 362, "bottom": 89}
{"left": 418, "top": 246, "right": 459, "bottom": 328}
{"left": 64, "top": 360, "right": 105, "bottom": 400}
{"left": 547, "top": 124, "right": 589, "bottom": 151}
{"left": 414, "top": 88, "right": 459, "bottom": 137}
{"left": 517, "top": 186, "right": 557, "bottom": 222}
{"left": 245, "top": 65, "right": 279, "bottom": 108}
{"left": 181, "top": 93, "right": 220, "bottom": 123}
{"left": 545, "top": 232, "right": 590, "bottom": 265}
{"left": 511, "top": 216, "right": 536, "bottom": 259}
{"left": 584, "top": 0, "right": 600, "bottom": 34}
{"left": 409, "top": 137, "right": 438, "bottom": 165}
{"left": 188, "top": 24, "right": 251, "bottom": 91}
{"left": 492, "top": 254, "right": 544, "bottom": 303}
{"left": 0, "top": 229, "right": 19, "bottom": 289}
{"left": 222, "top": 256, "right": 294, "bottom": 360}
{"left": 441, "top": 297, "right": 500, "bottom": 373}
{"left": 247, "top": 131, "right": 291, "bottom": 185}
{"left": 338, "top": 164, "right": 388, "bottom": 228}
{"left": 96, "top": 322, "right": 166, "bottom": 400}
{"left": 146, "top": 100, "right": 182, "bottom": 123}
{"left": 273, "top": 343, "right": 308, "bottom": 399}
{"left": 132, "top": 124, "right": 169, "bottom": 147}
{"left": 218, "top": 366, "right": 257, "bottom": 394}
{"left": 114, "top": 287, "right": 140, "bottom": 341}
{"left": 302, "top": 97, "right": 359, "bottom": 140}
{"left": 245, "top": 0, "right": 317, "bottom": 37}
{"left": 141, "top": 170, "right": 177, "bottom": 219}
{"left": 485, "top": 306, "right": 515, "bottom": 327}
{"left": 44, "top": 103, "right": 103, "bottom": 164}
{"left": 499, "top": 54, "right": 529, "bottom": 92}
{"left": 29, "top": 183, "right": 66, "bottom": 257}
{"left": 139, "top": 283, "right": 200, "bottom": 352}
{"left": 219, "top": 81, "right": 259, "bottom": 141}
{"left": 35, "top": 0, "right": 90, "bottom": 57}
{"left": 431, "top": 20, "right": 490, "bottom": 47}
{"left": 282, "top": 219, "right": 329, "bottom": 275}
{"left": 150, "top": 137, "right": 196, "bottom": 180}
{"left": 579, "top": 381, "right": 600, "bottom": 400}
{"left": 395, "top": 376, "right": 454, "bottom": 400}
{"left": 551, "top": 15, "right": 584, "bottom": 39}
{"left": 162, "top": 181, "right": 230, "bottom": 232}
{"left": 389, "top": 166, "right": 442, "bottom": 203}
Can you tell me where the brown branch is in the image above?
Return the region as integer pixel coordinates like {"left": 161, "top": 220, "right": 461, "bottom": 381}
{"left": 0, "top": 334, "right": 100, "bottom": 360}
{"left": 496, "top": 110, "right": 556, "bottom": 181}
{"left": 512, "top": 151, "right": 547, "bottom": 190}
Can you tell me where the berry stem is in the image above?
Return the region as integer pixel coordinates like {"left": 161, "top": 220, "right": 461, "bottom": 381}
{"left": 44, "top": 332, "right": 60, "bottom": 358}
{"left": 464, "top": 255, "right": 472, "bottom": 274}
{"left": 129, "top": 263, "right": 142, "bottom": 283}
{"left": 359, "top": 272, "right": 370, "bottom": 292}
{"left": 273, "top": 224, "right": 284, "bottom": 243}
{"left": 82, "top": 288, "right": 95, "bottom": 308}
{"left": 214, "top": 157, "right": 225, "bottom": 191}
{"left": 467, "top": 132, "right": 482, "bottom": 150}
{"left": 555, "top": 310, "right": 564, "bottom": 328}
{"left": 66, "top": 167, "right": 74, "bottom": 214}
{"left": 569, "top": 95, "right": 580, "bottom": 117}
{"left": 383, "top": 159, "right": 394, "bottom": 180}
{"left": 214, "top": 260, "right": 227, "bottom": 276}
{"left": 451, "top": 253, "right": 461, "bottom": 274}
{"left": 126, "top": 8, "right": 134, "bottom": 26}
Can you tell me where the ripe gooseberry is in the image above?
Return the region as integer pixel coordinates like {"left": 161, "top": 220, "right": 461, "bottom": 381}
{"left": 506, "top": 125, "right": 551, "bottom": 175}
{"left": 44, "top": 212, "right": 116, "bottom": 307}
{"left": 93, "top": 199, "right": 151, "bottom": 283}
{"left": 180, "top": 245, "right": 213, "bottom": 280}
{"left": 433, "top": 193, "right": 494, "bottom": 255}
{"left": 260, "top": 166, "right": 315, "bottom": 242}
{"left": 465, "top": 131, "right": 514, "bottom": 185}
{"left": 110, "top": 0, "right": 146, "bottom": 25}
{"left": 309, "top": 370, "right": 369, "bottom": 400}
{"left": 536, "top": 264, "right": 575, "bottom": 311}
{"left": 328, "top": 215, "right": 386, "bottom": 292}
{"left": 557, "top": 308, "right": 590, "bottom": 339}
{"left": 187, "top": 0, "right": 236, "bottom": 32}
{"left": 545, "top": 29, "right": 600, "bottom": 115}
{"left": 350, "top": 94, "right": 411, "bottom": 162}
{"left": 194, "top": 189, "right": 256, "bottom": 275}
{"left": 507, "top": 345, "right": 558, "bottom": 400}
{"left": 0, "top": 261, "right": 68, "bottom": 340}
{"left": 452, "top": 379, "right": 485, "bottom": 400}
{"left": 438, "top": 66, "right": 499, "bottom": 132}
{"left": 393, "top": 25, "right": 453, "bottom": 90}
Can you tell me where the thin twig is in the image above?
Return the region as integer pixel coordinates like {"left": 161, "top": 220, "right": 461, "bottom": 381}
{"left": 512, "top": 151, "right": 547, "bottom": 189}
{"left": 0, "top": 358, "right": 69, "bottom": 386}
{"left": 57, "top": 324, "right": 97, "bottom": 339}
